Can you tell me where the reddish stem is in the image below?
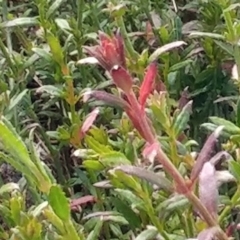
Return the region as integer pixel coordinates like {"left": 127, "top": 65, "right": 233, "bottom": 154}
{"left": 126, "top": 90, "right": 228, "bottom": 240}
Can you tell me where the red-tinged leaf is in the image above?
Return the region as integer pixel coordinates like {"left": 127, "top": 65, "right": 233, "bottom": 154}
{"left": 110, "top": 65, "right": 133, "bottom": 93}
{"left": 98, "top": 31, "right": 112, "bottom": 45}
{"left": 190, "top": 126, "right": 224, "bottom": 183}
{"left": 154, "top": 78, "right": 166, "bottom": 92}
{"left": 199, "top": 162, "right": 218, "bottom": 219}
{"left": 138, "top": 62, "right": 158, "bottom": 108}
{"left": 83, "top": 45, "right": 109, "bottom": 70}
{"left": 83, "top": 90, "right": 131, "bottom": 109}
{"left": 197, "top": 227, "right": 220, "bottom": 240}
{"left": 226, "top": 223, "right": 235, "bottom": 237}
{"left": 126, "top": 108, "right": 146, "bottom": 139}
{"left": 178, "top": 87, "right": 190, "bottom": 110}
{"left": 142, "top": 142, "right": 158, "bottom": 163}
{"left": 80, "top": 108, "right": 99, "bottom": 138}
{"left": 104, "top": 42, "right": 119, "bottom": 66}
{"left": 115, "top": 29, "right": 126, "bottom": 68}
{"left": 70, "top": 195, "right": 96, "bottom": 210}
{"left": 209, "top": 151, "right": 232, "bottom": 166}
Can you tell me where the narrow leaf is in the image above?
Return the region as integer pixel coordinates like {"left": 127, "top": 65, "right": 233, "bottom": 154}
{"left": 80, "top": 108, "right": 99, "bottom": 137}
{"left": 8, "top": 89, "right": 28, "bottom": 112}
{"left": 236, "top": 97, "right": 240, "bottom": 127}
{"left": 100, "top": 152, "right": 131, "bottom": 167}
{"left": 55, "top": 18, "right": 71, "bottom": 31}
{"left": 189, "top": 31, "right": 225, "bottom": 40}
{"left": 85, "top": 136, "right": 112, "bottom": 154}
{"left": 138, "top": 61, "right": 158, "bottom": 108}
{"left": 169, "top": 59, "right": 193, "bottom": 72}
{"left": 135, "top": 226, "right": 159, "bottom": 240}
{"left": 113, "top": 165, "right": 173, "bottom": 192}
{"left": 32, "top": 47, "right": 52, "bottom": 61}
{"left": 36, "top": 85, "right": 63, "bottom": 97}
{"left": 199, "top": 162, "right": 218, "bottom": 219}
{"left": 47, "top": 0, "right": 65, "bottom": 18}
{"left": 197, "top": 227, "right": 220, "bottom": 240}
{"left": 0, "top": 183, "right": 19, "bottom": 195}
{"left": 191, "top": 126, "right": 223, "bottom": 182}
{"left": 1, "top": 17, "right": 39, "bottom": 28}
{"left": 46, "top": 32, "right": 64, "bottom": 67}
{"left": 83, "top": 90, "right": 130, "bottom": 109}
{"left": 86, "top": 220, "right": 104, "bottom": 240}
{"left": 48, "top": 185, "right": 70, "bottom": 221}
{"left": 172, "top": 100, "right": 192, "bottom": 137}
{"left": 210, "top": 116, "right": 240, "bottom": 134}
{"left": 156, "top": 194, "right": 189, "bottom": 212}
{"left": 110, "top": 65, "right": 133, "bottom": 93}
{"left": 149, "top": 41, "right": 186, "bottom": 62}
{"left": 209, "top": 151, "right": 232, "bottom": 166}
{"left": 111, "top": 197, "right": 141, "bottom": 229}
{"left": 229, "top": 160, "right": 240, "bottom": 182}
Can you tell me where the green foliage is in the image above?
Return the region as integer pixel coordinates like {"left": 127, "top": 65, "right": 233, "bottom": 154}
{"left": 0, "top": 0, "right": 240, "bottom": 239}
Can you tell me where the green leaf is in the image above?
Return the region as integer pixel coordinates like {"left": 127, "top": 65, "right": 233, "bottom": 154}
{"left": 103, "top": 215, "right": 129, "bottom": 225}
{"left": 10, "top": 197, "right": 22, "bottom": 225}
{"left": 36, "top": 85, "right": 63, "bottom": 97}
{"left": 43, "top": 207, "right": 65, "bottom": 233}
{"left": 23, "top": 53, "right": 40, "bottom": 69}
{"left": 0, "top": 183, "right": 19, "bottom": 195}
{"left": 214, "top": 41, "right": 234, "bottom": 56}
{"left": 224, "top": 3, "right": 240, "bottom": 12}
{"left": 100, "top": 152, "right": 131, "bottom": 167}
{"left": 209, "top": 116, "right": 240, "bottom": 134}
{"left": 169, "top": 59, "right": 193, "bottom": 72}
{"left": 156, "top": 194, "right": 189, "bottom": 212}
{"left": 189, "top": 31, "right": 225, "bottom": 40}
{"left": 32, "top": 48, "right": 52, "bottom": 62}
{"left": 135, "top": 227, "right": 159, "bottom": 240}
{"left": 114, "top": 189, "right": 145, "bottom": 210}
{"left": 111, "top": 197, "right": 141, "bottom": 229}
{"left": 0, "top": 120, "right": 38, "bottom": 172}
{"left": 86, "top": 220, "right": 104, "bottom": 240}
{"left": 0, "top": 152, "right": 38, "bottom": 185}
{"left": 48, "top": 185, "right": 70, "bottom": 221}
{"left": 1, "top": 17, "right": 39, "bottom": 28}
{"left": 28, "top": 129, "right": 53, "bottom": 185}
{"left": 109, "top": 169, "right": 143, "bottom": 193}
{"left": 46, "top": 32, "right": 64, "bottom": 67}
{"left": 201, "top": 123, "right": 230, "bottom": 138}
{"left": 229, "top": 160, "right": 240, "bottom": 182}
{"left": 149, "top": 41, "right": 186, "bottom": 62}
{"left": 55, "top": 18, "right": 71, "bottom": 31}
{"left": 8, "top": 89, "right": 28, "bottom": 112}
{"left": 236, "top": 98, "right": 240, "bottom": 127}
{"left": 47, "top": 0, "right": 65, "bottom": 19}
{"left": 83, "top": 160, "right": 104, "bottom": 171}
{"left": 113, "top": 166, "right": 173, "bottom": 192}
{"left": 85, "top": 136, "right": 112, "bottom": 154}
{"left": 172, "top": 101, "right": 192, "bottom": 137}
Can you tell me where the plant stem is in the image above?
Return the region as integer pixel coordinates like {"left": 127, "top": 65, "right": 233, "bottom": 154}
{"left": 126, "top": 90, "right": 228, "bottom": 240}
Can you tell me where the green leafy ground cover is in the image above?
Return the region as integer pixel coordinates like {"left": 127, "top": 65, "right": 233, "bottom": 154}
{"left": 1, "top": 0, "right": 240, "bottom": 239}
